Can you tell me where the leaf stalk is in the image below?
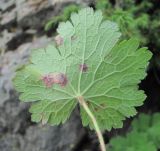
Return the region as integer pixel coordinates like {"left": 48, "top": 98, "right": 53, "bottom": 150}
{"left": 77, "top": 96, "right": 106, "bottom": 151}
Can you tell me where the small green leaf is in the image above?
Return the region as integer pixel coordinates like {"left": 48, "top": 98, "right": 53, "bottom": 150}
{"left": 108, "top": 113, "right": 160, "bottom": 151}
{"left": 109, "top": 131, "right": 157, "bottom": 151}
{"left": 132, "top": 113, "right": 160, "bottom": 148}
{"left": 13, "top": 7, "right": 152, "bottom": 130}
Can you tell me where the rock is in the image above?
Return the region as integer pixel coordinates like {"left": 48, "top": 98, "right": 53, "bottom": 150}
{"left": 23, "top": 114, "right": 85, "bottom": 151}
{"left": 0, "top": 29, "right": 29, "bottom": 51}
{"left": 16, "top": 0, "right": 58, "bottom": 28}
{"left": 0, "top": 36, "right": 52, "bottom": 105}
{"left": 0, "top": 40, "right": 34, "bottom": 133}
{"left": 6, "top": 30, "right": 33, "bottom": 50}
{"left": 16, "top": 0, "right": 90, "bottom": 29}
{"left": 0, "top": 0, "right": 16, "bottom": 30}
{"left": 0, "top": 112, "right": 85, "bottom": 151}
{"left": 0, "top": 0, "right": 15, "bottom": 12}
{"left": 0, "top": 43, "right": 31, "bottom": 105}
{"left": 0, "top": 0, "right": 91, "bottom": 30}
{"left": 0, "top": 30, "right": 15, "bottom": 52}
{"left": 0, "top": 134, "right": 23, "bottom": 151}
{"left": 0, "top": 8, "right": 16, "bottom": 27}
{"left": 0, "top": 91, "right": 30, "bottom": 134}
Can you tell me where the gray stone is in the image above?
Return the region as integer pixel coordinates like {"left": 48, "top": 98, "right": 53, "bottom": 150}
{"left": 0, "top": 134, "right": 23, "bottom": 151}
{"left": 16, "top": 0, "right": 60, "bottom": 28}
{"left": 0, "top": 0, "right": 16, "bottom": 29}
{"left": 0, "top": 91, "right": 30, "bottom": 134}
{"left": 23, "top": 114, "right": 85, "bottom": 151}
{"left": 0, "top": 0, "right": 15, "bottom": 12}
{"left": 0, "top": 113, "right": 85, "bottom": 151}
{"left": 0, "top": 0, "right": 92, "bottom": 29}
{"left": 0, "top": 8, "right": 16, "bottom": 26}
{"left": 16, "top": 0, "right": 91, "bottom": 29}
{"left": 0, "top": 30, "right": 15, "bottom": 53}
{"left": 0, "top": 36, "right": 52, "bottom": 105}
{"left": 0, "top": 29, "right": 25, "bottom": 52}
{"left": 0, "top": 43, "right": 31, "bottom": 105}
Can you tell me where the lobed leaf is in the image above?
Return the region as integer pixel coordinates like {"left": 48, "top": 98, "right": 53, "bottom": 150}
{"left": 13, "top": 7, "right": 152, "bottom": 130}
{"left": 109, "top": 131, "right": 157, "bottom": 151}
{"left": 108, "top": 113, "right": 160, "bottom": 151}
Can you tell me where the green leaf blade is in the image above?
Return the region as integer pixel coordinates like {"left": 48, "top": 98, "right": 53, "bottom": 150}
{"left": 30, "top": 99, "right": 77, "bottom": 125}
{"left": 80, "top": 38, "right": 152, "bottom": 130}
{"left": 13, "top": 7, "right": 152, "bottom": 130}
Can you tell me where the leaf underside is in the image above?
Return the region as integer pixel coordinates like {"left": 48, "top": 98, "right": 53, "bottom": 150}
{"left": 13, "top": 7, "right": 152, "bottom": 131}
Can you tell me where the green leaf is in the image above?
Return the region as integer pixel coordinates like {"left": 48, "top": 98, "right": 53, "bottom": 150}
{"left": 131, "top": 113, "right": 151, "bottom": 132}
{"left": 109, "top": 131, "right": 157, "bottom": 151}
{"left": 29, "top": 99, "right": 76, "bottom": 125}
{"left": 44, "top": 4, "right": 80, "bottom": 31}
{"left": 132, "top": 113, "right": 160, "bottom": 148}
{"left": 108, "top": 113, "right": 160, "bottom": 151}
{"left": 13, "top": 7, "right": 152, "bottom": 130}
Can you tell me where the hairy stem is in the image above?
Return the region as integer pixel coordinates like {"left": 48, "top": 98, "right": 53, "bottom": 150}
{"left": 77, "top": 96, "right": 106, "bottom": 151}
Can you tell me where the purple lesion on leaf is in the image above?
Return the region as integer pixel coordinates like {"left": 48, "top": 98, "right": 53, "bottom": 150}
{"left": 79, "top": 64, "right": 88, "bottom": 72}
{"left": 54, "top": 35, "right": 64, "bottom": 46}
{"left": 41, "top": 74, "right": 54, "bottom": 88}
{"left": 41, "top": 73, "right": 68, "bottom": 88}
{"left": 53, "top": 73, "right": 68, "bottom": 87}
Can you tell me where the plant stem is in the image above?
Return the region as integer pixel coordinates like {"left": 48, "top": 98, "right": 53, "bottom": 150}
{"left": 77, "top": 96, "right": 106, "bottom": 151}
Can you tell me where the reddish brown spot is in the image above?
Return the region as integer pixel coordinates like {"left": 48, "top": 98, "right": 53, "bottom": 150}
{"left": 54, "top": 35, "right": 63, "bottom": 46}
{"left": 53, "top": 73, "right": 68, "bottom": 87}
{"left": 41, "top": 73, "right": 68, "bottom": 88}
{"left": 79, "top": 64, "right": 88, "bottom": 72}
{"left": 41, "top": 74, "right": 54, "bottom": 88}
